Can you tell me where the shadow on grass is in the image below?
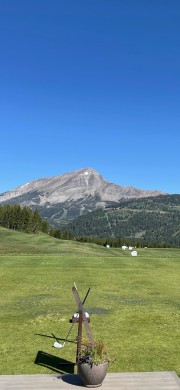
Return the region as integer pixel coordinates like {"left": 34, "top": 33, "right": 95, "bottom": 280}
{"left": 34, "top": 350, "right": 75, "bottom": 374}
{"left": 35, "top": 332, "right": 76, "bottom": 344}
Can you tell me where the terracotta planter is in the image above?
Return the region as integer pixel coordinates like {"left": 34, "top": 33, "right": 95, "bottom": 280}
{"left": 78, "top": 361, "right": 108, "bottom": 388}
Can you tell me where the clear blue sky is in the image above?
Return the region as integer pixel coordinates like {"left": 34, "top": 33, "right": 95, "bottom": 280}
{"left": 0, "top": 0, "right": 180, "bottom": 194}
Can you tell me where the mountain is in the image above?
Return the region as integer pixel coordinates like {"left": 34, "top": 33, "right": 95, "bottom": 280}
{"left": 67, "top": 194, "right": 180, "bottom": 246}
{"left": 0, "top": 167, "right": 164, "bottom": 227}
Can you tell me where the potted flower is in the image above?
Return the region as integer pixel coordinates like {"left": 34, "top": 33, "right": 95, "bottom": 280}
{"left": 77, "top": 340, "right": 110, "bottom": 388}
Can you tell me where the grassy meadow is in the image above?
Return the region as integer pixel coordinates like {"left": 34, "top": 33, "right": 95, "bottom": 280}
{"left": 0, "top": 227, "right": 179, "bottom": 376}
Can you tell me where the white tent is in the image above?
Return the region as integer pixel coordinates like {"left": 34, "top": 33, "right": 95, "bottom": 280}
{"left": 122, "top": 245, "right": 128, "bottom": 250}
{"left": 131, "top": 250, "right": 137, "bottom": 256}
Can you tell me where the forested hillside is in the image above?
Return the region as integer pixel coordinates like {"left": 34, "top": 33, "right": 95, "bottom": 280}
{"left": 0, "top": 204, "right": 74, "bottom": 240}
{"left": 0, "top": 204, "right": 49, "bottom": 233}
{"left": 67, "top": 194, "right": 180, "bottom": 246}
{"left": 1, "top": 195, "right": 180, "bottom": 247}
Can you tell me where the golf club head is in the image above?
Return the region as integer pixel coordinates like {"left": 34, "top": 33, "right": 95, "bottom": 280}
{"left": 54, "top": 341, "right": 64, "bottom": 348}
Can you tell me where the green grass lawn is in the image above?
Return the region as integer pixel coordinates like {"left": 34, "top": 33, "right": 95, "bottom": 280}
{"left": 0, "top": 227, "right": 179, "bottom": 376}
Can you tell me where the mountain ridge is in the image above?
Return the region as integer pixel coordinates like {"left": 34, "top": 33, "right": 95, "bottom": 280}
{"left": 0, "top": 167, "right": 165, "bottom": 227}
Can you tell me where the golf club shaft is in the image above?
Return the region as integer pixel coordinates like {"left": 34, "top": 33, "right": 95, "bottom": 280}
{"left": 82, "top": 288, "right": 91, "bottom": 305}
{"left": 64, "top": 322, "right": 74, "bottom": 345}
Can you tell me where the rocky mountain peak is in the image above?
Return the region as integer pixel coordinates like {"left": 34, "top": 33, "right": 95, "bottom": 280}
{"left": 0, "top": 167, "right": 164, "bottom": 227}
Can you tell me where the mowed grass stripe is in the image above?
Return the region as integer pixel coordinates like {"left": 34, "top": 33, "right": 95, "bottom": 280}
{"left": 0, "top": 228, "right": 179, "bottom": 375}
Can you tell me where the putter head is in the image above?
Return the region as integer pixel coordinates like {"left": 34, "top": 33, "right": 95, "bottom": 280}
{"left": 54, "top": 341, "right": 64, "bottom": 348}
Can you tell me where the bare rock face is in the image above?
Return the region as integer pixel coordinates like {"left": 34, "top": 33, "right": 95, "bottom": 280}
{"left": 0, "top": 167, "right": 164, "bottom": 226}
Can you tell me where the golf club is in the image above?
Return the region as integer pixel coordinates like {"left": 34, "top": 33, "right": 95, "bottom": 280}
{"left": 52, "top": 322, "right": 74, "bottom": 349}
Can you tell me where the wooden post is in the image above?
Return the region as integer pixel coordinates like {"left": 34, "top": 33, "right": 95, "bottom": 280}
{"left": 76, "top": 310, "right": 83, "bottom": 366}
{"left": 72, "top": 284, "right": 94, "bottom": 366}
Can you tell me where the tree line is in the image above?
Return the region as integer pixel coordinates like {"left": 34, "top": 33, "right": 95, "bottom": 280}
{"left": 75, "top": 235, "right": 177, "bottom": 248}
{"left": 0, "top": 204, "right": 74, "bottom": 240}
{"left": 0, "top": 204, "right": 49, "bottom": 233}
{"left": 0, "top": 204, "right": 179, "bottom": 248}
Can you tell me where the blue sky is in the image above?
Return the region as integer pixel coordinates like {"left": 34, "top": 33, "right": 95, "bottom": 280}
{"left": 0, "top": 0, "right": 180, "bottom": 194}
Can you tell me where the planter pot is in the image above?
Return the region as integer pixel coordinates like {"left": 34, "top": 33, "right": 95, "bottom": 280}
{"left": 78, "top": 361, "right": 108, "bottom": 388}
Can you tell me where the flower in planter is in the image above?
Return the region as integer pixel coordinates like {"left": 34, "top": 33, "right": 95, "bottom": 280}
{"left": 78, "top": 341, "right": 111, "bottom": 387}
{"left": 79, "top": 340, "right": 110, "bottom": 367}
